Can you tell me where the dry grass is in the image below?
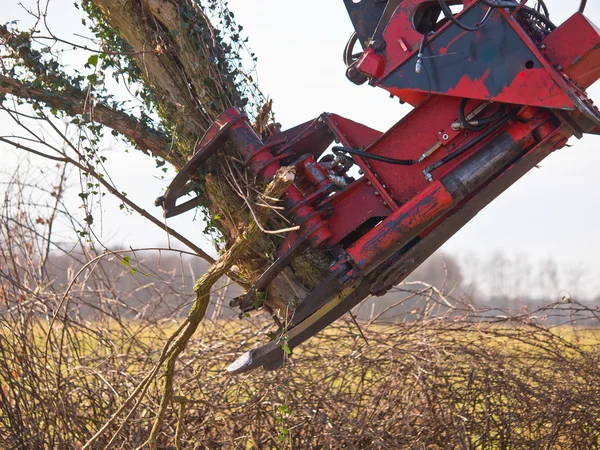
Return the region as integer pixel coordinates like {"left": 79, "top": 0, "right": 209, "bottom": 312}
{"left": 1, "top": 314, "right": 600, "bottom": 449}
{"left": 2, "top": 166, "right": 600, "bottom": 449}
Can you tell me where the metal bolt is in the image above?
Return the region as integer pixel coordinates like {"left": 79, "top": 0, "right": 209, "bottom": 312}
{"left": 366, "top": 180, "right": 372, "bottom": 186}
{"left": 383, "top": 202, "right": 388, "bottom": 206}
{"left": 442, "top": 133, "right": 449, "bottom": 140}
{"left": 539, "top": 44, "right": 546, "bottom": 50}
{"left": 347, "top": 68, "right": 359, "bottom": 79}
{"left": 372, "top": 40, "right": 386, "bottom": 52}
{"left": 374, "top": 191, "right": 380, "bottom": 196}
{"left": 556, "top": 65, "right": 563, "bottom": 71}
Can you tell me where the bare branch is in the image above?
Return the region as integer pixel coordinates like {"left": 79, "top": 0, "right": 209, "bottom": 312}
{"left": 0, "top": 74, "right": 183, "bottom": 167}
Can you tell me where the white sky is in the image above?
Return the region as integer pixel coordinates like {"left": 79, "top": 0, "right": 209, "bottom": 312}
{"left": 2, "top": 0, "right": 600, "bottom": 295}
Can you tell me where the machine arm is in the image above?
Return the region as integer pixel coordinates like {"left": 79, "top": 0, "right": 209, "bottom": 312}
{"left": 157, "top": 1, "right": 600, "bottom": 374}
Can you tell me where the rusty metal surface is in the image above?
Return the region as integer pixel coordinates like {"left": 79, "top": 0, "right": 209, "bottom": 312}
{"left": 156, "top": 1, "right": 600, "bottom": 373}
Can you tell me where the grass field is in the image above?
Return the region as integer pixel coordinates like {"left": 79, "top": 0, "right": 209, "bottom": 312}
{"left": 1, "top": 316, "right": 599, "bottom": 449}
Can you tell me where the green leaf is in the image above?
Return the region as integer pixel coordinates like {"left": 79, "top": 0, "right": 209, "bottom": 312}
{"left": 121, "top": 256, "right": 131, "bottom": 268}
{"left": 87, "top": 54, "right": 99, "bottom": 66}
{"left": 282, "top": 341, "right": 292, "bottom": 356}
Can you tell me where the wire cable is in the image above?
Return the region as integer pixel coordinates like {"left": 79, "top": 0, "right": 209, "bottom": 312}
{"left": 332, "top": 146, "right": 418, "bottom": 166}
{"left": 579, "top": 0, "right": 587, "bottom": 13}
{"left": 343, "top": 32, "right": 360, "bottom": 67}
{"left": 425, "top": 113, "right": 513, "bottom": 173}
{"left": 459, "top": 99, "right": 506, "bottom": 132}
{"left": 477, "top": 0, "right": 556, "bottom": 30}
{"left": 438, "top": 0, "right": 493, "bottom": 32}
{"left": 415, "top": 31, "right": 434, "bottom": 74}
{"left": 537, "top": 0, "right": 550, "bottom": 19}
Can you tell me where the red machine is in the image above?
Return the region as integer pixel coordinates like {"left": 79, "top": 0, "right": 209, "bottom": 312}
{"left": 156, "top": 0, "right": 600, "bottom": 373}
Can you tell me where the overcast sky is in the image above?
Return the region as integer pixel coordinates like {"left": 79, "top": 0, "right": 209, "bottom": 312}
{"left": 2, "top": 0, "right": 600, "bottom": 295}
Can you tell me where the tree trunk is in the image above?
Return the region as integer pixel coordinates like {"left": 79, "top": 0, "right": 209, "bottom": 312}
{"left": 1, "top": 0, "right": 332, "bottom": 317}
{"left": 83, "top": 0, "right": 329, "bottom": 315}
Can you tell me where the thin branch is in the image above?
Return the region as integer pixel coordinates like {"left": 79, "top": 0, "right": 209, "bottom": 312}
{"left": 0, "top": 74, "right": 182, "bottom": 167}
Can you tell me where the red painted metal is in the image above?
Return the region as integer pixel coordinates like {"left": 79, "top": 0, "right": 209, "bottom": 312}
{"left": 172, "top": 1, "right": 600, "bottom": 284}
{"left": 356, "top": 48, "right": 386, "bottom": 79}
{"left": 160, "top": 1, "right": 600, "bottom": 366}
{"left": 377, "top": 1, "right": 576, "bottom": 109}
{"left": 347, "top": 179, "right": 455, "bottom": 271}
{"left": 542, "top": 13, "right": 600, "bottom": 89}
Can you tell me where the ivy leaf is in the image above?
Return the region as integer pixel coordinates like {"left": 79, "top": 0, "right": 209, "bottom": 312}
{"left": 86, "top": 54, "right": 99, "bottom": 67}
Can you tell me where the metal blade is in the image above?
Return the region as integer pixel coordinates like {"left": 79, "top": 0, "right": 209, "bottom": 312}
{"left": 227, "top": 278, "right": 371, "bottom": 375}
{"left": 232, "top": 234, "right": 310, "bottom": 312}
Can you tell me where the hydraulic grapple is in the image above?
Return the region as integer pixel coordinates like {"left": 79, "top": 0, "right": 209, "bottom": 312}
{"left": 156, "top": 0, "right": 600, "bottom": 373}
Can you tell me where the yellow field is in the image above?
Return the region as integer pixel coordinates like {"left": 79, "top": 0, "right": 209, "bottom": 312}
{"left": 1, "top": 317, "right": 599, "bottom": 449}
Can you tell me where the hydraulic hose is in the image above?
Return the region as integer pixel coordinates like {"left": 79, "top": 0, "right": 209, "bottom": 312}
{"left": 437, "top": 0, "right": 493, "bottom": 32}
{"left": 332, "top": 146, "right": 418, "bottom": 166}
{"left": 425, "top": 113, "right": 513, "bottom": 173}
{"left": 477, "top": 0, "right": 556, "bottom": 30}
{"left": 343, "top": 32, "right": 360, "bottom": 67}
{"left": 459, "top": 99, "right": 506, "bottom": 132}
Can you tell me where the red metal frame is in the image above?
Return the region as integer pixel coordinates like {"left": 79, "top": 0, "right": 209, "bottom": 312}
{"left": 159, "top": 1, "right": 600, "bottom": 373}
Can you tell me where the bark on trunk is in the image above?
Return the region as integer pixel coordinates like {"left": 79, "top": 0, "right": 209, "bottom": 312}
{"left": 88, "top": 0, "right": 329, "bottom": 315}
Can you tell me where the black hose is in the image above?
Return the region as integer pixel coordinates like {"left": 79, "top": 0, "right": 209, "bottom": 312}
{"left": 343, "top": 32, "right": 360, "bottom": 67}
{"left": 579, "top": 0, "right": 587, "bottom": 13}
{"left": 477, "top": 0, "right": 556, "bottom": 30}
{"left": 426, "top": 113, "right": 513, "bottom": 172}
{"left": 332, "top": 146, "right": 417, "bottom": 166}
{"left": 516, "top": 6, "right": 557, "bottom": 30}
{"left": 416, "top": 31, "right": 434, "bottom": 74}
{"left": 459, "top": 99, "right": 506, "bottom": 132}
{"left": 478, "top": 0, "right": 519, "bottom": 7}
{"left": 537, "top": 0, "right": 550, "bottom": 19}
{"left": 437, "top": 0, "right": 492, "bottom": 32}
